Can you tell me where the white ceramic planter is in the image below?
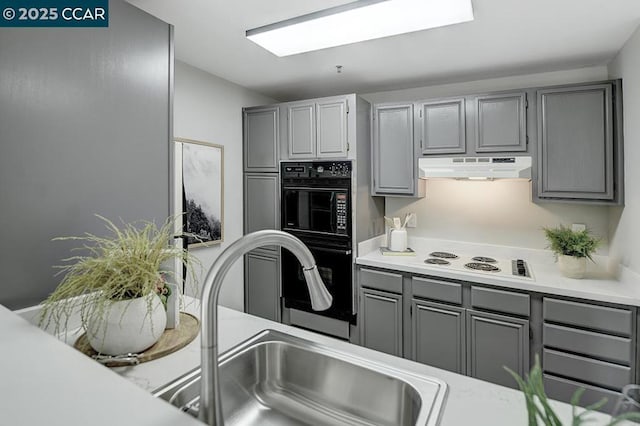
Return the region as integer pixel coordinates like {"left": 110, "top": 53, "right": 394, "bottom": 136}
{"left": 558, "top": 254, "right": 587, "bottom": 279}
{"left": 86, "top": 293, "right": 167, "bottom": 355}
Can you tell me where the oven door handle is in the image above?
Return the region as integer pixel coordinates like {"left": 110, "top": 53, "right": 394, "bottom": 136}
{"left": 306, "top": 245, "right": 352, "bottom": 256}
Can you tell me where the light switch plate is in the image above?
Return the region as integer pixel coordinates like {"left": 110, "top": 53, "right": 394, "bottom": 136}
{"left": 406, "top": 213, "right": 417, "bottom": 228}
{"left": 571, "top": 223, "right": 586, "bottom": 232}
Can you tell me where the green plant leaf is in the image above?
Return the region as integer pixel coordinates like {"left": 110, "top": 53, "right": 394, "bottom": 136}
{"left": 543, "top": 225, "right": 601, "bottom": 260}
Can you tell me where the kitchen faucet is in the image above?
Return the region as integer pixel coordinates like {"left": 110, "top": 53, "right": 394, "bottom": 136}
{"left": 198, "top": 230, "right": 333, "bottom": 426}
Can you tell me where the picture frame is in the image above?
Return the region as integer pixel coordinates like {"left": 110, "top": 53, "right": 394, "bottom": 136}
{"left": 174, "top": 137, "right": 224, "bottom": 248}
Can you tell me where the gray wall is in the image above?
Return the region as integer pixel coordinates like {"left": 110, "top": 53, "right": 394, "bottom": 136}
{"left": 0, "top": 0, "right": 172, "bottom": 309}
{"left": 608, "top": 24, "right": 640, "bottom": 275}
{"left": 174, "top": 61, "right": 275, "bottom": 310}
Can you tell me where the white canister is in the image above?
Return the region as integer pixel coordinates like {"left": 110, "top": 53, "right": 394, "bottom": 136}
{"left": 389, "top": 228, "right": 408, "bottom": 252}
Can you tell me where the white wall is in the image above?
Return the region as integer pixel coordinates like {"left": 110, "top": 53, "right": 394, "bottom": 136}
{"left": 608, "top": 25, "right": 640, "bottom": 274}
{"left": 174, "top": 61, "right": 275, "bottom": 309}
{"left": 362, "top": 66, "right": 612, "bottom": 253}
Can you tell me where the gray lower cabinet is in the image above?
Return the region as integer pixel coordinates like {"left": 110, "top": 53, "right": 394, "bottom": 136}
{"left": 537, "top": 82, "right": 619, "bottom": 203}
{"left": 245, "top": 250, "right": 280, "bottom": 322}
{"left": 359, "top": 287, "right": 403, "bottom": 357}
{"left": 372, "top": 103, "right": 418, "bottom": 196}
{"left": 412, "top": 299, "right": 466, "bottom": 374}
{"left": 474, "top": 92, "right": 527, "bottom": 153}
{"left": 418, "top": 98, "right": 466, "bottom": 155}
{"left": 541, "top": 297, "right": 635, "bottom": 413}
{"left": 244, "top": 172, "right": 280, "bottom": 321}
{"left": 243, "top": 106, "right": 279, "bottom": 172}
{"left": 466, "top": 310, "right": 530, "bottom": 389}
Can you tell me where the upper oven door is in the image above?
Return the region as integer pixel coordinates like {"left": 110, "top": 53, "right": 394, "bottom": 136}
{"left": 282, "top": 187, "right": 350, "bottom": 238}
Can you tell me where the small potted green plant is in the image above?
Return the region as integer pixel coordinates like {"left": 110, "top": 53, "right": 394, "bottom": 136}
{"left": 40, "top": 215, "right": 199, "bottom": 355}
{"left": 543, "top": 225, "right": 600, "bottom": 279}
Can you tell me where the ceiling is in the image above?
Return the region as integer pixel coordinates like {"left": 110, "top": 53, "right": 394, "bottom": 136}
{"left": 127, "top": 0, "right": 640, "bottom": 101}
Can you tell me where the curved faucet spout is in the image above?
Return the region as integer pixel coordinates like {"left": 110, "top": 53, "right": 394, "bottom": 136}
{"left": 198, "top": 230, "right": 333, "bottom": 425}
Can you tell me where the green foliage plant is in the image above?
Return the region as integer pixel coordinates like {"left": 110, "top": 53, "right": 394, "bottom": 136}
{"left": 39, "top": 215, "right": 200, "bottom": 339}
{"left": 506, "top": 356, "right": 640, "bottom": 425}
{"left": 543, "top": 225, "right": 601, "bottom": 260}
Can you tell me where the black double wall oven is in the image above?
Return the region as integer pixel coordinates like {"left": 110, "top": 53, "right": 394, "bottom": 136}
{"left": 280, "top": 161, "right": 355, "bottom": 324}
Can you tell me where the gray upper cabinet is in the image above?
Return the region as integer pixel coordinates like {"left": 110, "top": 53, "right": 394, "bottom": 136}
{"left": 418, "top": 98, "right": 466, "bottom": 155}
{"left": 372, "top": 103, "right": 416, "bottom": 196}
{"left": 287, "top": 97, "right": 348, "bottom": 159}
{"left": 243, "top": 107, "right": 279, "bottom": 172}
{"left": 475, "top": 92, "right": 527, "bottom": 153}
{"left": 537, "top": 82, "right": 617, "bottom": 203}
{"left": 359, "top": 287, "right": 403, "bottom": 357}
{"left": 317, "top": 99, "right": 348, "bottom": 158}
{"left": 288, "top": 102, "right": 316, "bottom": 158}
{"left": 467, "top": 310, "right": 530, "bottom": 389}
{"left": 412, "top": 299, "right": 466, "bottom": 374}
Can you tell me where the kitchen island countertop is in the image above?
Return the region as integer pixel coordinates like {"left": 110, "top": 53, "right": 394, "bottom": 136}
{"left": 6, "top": 296, "right": 618, "bottom": 426}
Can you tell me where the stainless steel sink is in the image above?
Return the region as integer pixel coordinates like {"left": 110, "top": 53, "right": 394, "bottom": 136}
{"left": 154, "top": 330, "right": 447, "bottom": 426}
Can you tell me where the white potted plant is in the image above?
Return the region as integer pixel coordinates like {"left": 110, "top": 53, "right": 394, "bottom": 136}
{"left": 39, "top": 216, "right": 199, "bottom": 355}
{"left": 544, "top": 225, "right": 600, "bottom": 279}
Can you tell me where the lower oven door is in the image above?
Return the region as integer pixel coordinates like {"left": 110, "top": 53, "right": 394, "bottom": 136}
{"left": 282, "top": 242, "right": 354, "bottom": 323}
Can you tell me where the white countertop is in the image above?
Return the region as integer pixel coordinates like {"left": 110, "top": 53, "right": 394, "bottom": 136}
{"left": 357, "top": 235, "right": 640, "bottom": 307}
{"left": 6, "top": 296, "right": 619, "bottom": 425}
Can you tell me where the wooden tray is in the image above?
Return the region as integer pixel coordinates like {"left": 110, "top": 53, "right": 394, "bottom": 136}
{"left": 74, "top": 312, "right": 199, "bottom": 367}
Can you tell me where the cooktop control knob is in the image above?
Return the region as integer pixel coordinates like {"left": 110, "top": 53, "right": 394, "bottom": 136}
{"left": 317, "top": 166, "right": 324, "bottom": 173}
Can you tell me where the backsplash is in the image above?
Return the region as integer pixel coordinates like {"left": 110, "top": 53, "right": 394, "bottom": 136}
{"left": 385, "top": 179, "right": 610, "bottom": 255}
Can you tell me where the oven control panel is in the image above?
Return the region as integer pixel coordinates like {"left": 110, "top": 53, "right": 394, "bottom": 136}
{"left": 282, "top": 161, "right": 352, "bottom": 178}
{"left": 336, "top": 193, "right": 348, "bottom": 233}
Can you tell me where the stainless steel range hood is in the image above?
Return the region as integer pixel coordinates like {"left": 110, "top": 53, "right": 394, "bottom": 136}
{"left": 418, "top": 156, "right": 532, "bottom": 180}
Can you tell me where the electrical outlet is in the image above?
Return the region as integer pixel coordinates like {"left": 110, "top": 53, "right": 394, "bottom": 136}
{"left": 571, "top": 223, "right": 586, "bottom": 232}
{"left": 406, "top": 213, "right": 417, "bottom": 228}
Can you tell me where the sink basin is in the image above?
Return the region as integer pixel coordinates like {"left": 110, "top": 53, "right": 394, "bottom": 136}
{"left": 154, "top": 330, "right": 447, "bottom": 425}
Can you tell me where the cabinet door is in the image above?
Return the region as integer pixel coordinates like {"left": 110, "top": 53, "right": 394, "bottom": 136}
{"left": 288, "top": 102, "right": 316, "bottom": 158}
{"left": 467, "top": 310, "right": 530, "bottom": 389}
{"left": 359, "top": 288, "right": 403, "bottom": 357}
{"left": 537, "top": 84, "right": 614, "bottom": 201}
{"left": 419, "top": 98, "right": 466, "bottom": 154}
{"left": 244, "top": 173, "right": 279, "bottom": 251}
{"left": 372, "top": 104, "right": 415, "bottom": 195}
{"left": 245, "top": 251, "right": 280, "bottom": 322}
{"left": 475, "top": 92, "right": 527, "bottom": 152}
{"left": 412, "top": 299, "right": 466, "bottom": 374}
{"left": 244, "top": 107, "right": 279, "bottom": 171}
{"left": 317, "top": 99, "right": 348, "bottom": 158}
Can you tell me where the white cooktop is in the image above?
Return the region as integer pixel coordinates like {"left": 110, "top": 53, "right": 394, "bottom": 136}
{"left": 405, "top": 251, "right": 535, "bottom": 281}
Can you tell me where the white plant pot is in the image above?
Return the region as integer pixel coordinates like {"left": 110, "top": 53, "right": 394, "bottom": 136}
{"left": 86, "top": 293, "right": 167, "bottom": 355}
{"left": 558, "top": 255, "right": 587, "bottom": 279}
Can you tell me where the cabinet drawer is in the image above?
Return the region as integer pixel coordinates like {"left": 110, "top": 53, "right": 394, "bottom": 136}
{"left": 543, "top": 298, "right": 632, "bottom": 336}
{"left": 543, "top": 349, "right": 631, "bottom": 390}
{"left": 543, "top": 323, "right": 632, "bottom": 365}
{"left": 412, "top": 277, "right": 462, "bottom": 304}
{"left": 471, "top": 286, "right": 530, "bottom": 317}
{"left": 543, "top": 374, "right": 620, "bottom": 414}
{"left": 359, "top": 268, "right": 403, "bottom": 293}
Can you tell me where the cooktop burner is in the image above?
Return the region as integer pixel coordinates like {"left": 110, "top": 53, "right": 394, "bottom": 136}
{"left": 464, "top": 262, "right": 501, "bottom": 273}
{"left": 429, "top": 251, "right": 458, "bottom": 259}
{"left": 424, "top": 258, "right": 451, "bottom": 265}
{"left": 471, "top": 256, "right": 497, "bottom": 263}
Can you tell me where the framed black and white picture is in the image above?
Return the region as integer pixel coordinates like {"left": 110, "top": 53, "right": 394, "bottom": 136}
{"left": 174, "top": 138, "right": 224, "bottom": 248}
